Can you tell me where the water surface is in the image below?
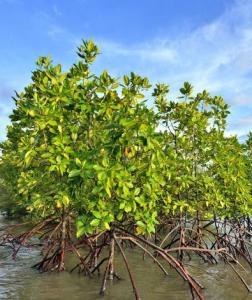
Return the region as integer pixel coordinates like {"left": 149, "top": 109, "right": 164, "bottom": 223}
{"left": 1, "top": 216, "right": 252, "bottom": 300}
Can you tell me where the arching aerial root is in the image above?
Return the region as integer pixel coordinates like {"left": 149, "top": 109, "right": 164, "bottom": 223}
{"left": 0, "top": 214, "right": 91, "bottom": 273}
{"left": 2, "top": 217, "right": 252, "bottom": 299}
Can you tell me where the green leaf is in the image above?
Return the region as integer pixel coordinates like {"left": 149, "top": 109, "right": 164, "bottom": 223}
{"left": 136, "top": 221, "right": 145, "bottom": 228}
{"left": 28, "top": 110, "right": 35, "bottom": 117}
{"left": 93, "top": 211, "right": 101, "bottom": 219}
{"left": 119, "top": 202, "right": 125, "bottom": 209}
{"left": 90, "top": 219, "right": 100, "bottom": 227}
{"left": 76, "top": 225, "right": 86, "bottom": 238}
{"left": 62, "top": 195, "right": 70, "bottom": 206}
{"left": 134, "top": 188, "right": 140, "bottom": 196}
{"left": 75, "top": 158, "right": 82, "bottom": 167}
{"left": 105, "top": 178, "right": 111, "bottom": 197}
{"left": 48, "top": 120, "right": 58, "bottom": 127}
{"left": 69, "top": 169, "right": 81, "bottom": 178}
{"left": 125, "top": 203, "right": 132, "bottom": 212}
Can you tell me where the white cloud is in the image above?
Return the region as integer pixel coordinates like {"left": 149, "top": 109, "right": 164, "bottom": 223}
{"left": 92, "top": 0, "right": 252, "bottom": 137}
{"left": 0, "top": 116, "right": 9, "bottom": 141}
{"left": 99, "top": 40, "right": 176, "bottom": 63}
{"left": 47, "top": 24, "right": 65, "bottom": 39}
{"left": 96, "top": 0, "right": 252, "bottom": 88}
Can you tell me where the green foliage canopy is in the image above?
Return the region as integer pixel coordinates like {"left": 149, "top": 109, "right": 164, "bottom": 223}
{"left": 1, "top": 39, "right": 252, "bottom": 239}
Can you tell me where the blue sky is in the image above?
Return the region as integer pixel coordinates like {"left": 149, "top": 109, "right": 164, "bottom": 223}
{"left": 1, "top": 0, "right": 252, "bottom": 140}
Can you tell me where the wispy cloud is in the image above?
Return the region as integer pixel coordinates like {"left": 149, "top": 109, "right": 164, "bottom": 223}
{"left": 89, "top": 0, "right": 252, "bottom": 137}
{"left": 96, "top": 0, "right": 252, "bottom": 91}
{"left": 47, "top": 24, "right": 66, "bottom": 39}
{"left": 0, "top": 85, "right": 15, "bottom": 140}
{"left": 99, "top": 40, "right": 176, "bottom": 63}
{"left": 227, "top": 110, "right": 252, "bottom": 134}
{"left": 52, "top": 4, "right": 62, "bottom": 17}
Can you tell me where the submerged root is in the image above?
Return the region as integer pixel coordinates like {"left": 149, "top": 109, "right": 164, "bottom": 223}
{"left": 0, "top": 213, "right": 90, "bottom": 273}
{"left": 2, "top": 216, "right": 252, "bottom": 300}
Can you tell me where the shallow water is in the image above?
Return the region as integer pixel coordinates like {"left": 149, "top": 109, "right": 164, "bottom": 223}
{"left": 1, "top": 216, "right": 252, "bottom": 300}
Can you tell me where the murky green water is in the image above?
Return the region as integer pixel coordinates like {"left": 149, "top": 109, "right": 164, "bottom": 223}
{"left": 1, "top": 216, "right": 252, "bottom": 300}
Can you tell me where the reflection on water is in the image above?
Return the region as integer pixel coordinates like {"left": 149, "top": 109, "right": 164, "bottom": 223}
{"left": 1, "top": 216, "right": 252, "bottom": 300}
